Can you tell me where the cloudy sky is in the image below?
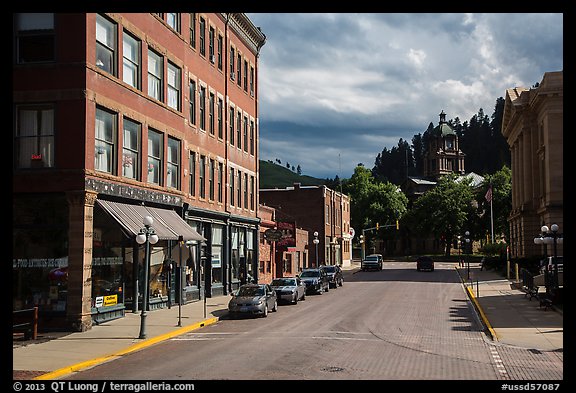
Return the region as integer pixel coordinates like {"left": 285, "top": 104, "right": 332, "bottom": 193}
{"left": 247, "top": 13, "right": 563, "bottom": 179}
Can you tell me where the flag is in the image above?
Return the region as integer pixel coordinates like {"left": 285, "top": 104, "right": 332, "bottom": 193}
{"left": 485, "top": 185, "right": 493, "bottom": 203}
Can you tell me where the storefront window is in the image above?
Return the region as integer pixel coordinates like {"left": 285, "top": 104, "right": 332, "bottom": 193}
{"left": 246, "top": 230, "right": 254, "bottom": 279}
{"left": 13, "top": 195, "right": 68, "bottom": 313}
{"left": 231, "top": 227, "right": 239, "bottom": 282}
{"left": 148, "top": 246, "right": 168, "bottom": 298}
{"left": 211, "top": 225, "right": 223, "bottom": 284}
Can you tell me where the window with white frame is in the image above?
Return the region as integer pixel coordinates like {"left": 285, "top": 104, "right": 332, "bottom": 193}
{"left": 96, "top": 14, "right": 117, "bottom": 75}
{"left": 199, "top": 86, "right": 206, "bottom": 130}
{"left": 122, "top": 31, "right": 140, "bottom": 89}
{"left": 230, "top": 46, "right": 235, "bottom": 79}
{"left": 190, "top": 13, "right": 196, "bottom": 49}
{"left": 15, "top": 13, "right": 55, "bottom": 64}
{"left": 237, "top": 171, "right": 242, "bottom": 208}
{"left": 167, "top": 137, "right": 180, "bottom": 189}
{"left": 209, "top": 92, "right": 215, "bottom": 134}
{"left": 217, "top": 34, "right": 223, "bottom": 70}
{"left": 208, "top": 26, "right": 215, "bottom": 63}
{"left": 249, "top": 120, "right": 254, "bottom": 155}
{"left": 95, "top": 107, "right": 117, "bottom": 174}
{"left": 243, "top": 115, "right": 248, "bottom": 152}
{"left": 148, "top": 49, "right": 163, "bottom": 101}
{"left": 218, "top": 162, "right": 223, "bottom": 203}
{"left": 229, "top": 107, "right": 235, "bottom": 146}
{"left": 167, "top": 61, "right": 181, "bottom": 111}
{"left": 199, "top": 155, "right": 206, "bottom": 198}
{"left": 229, "top": 167, "right": 235, "bottom": 206}
{"left": 236, "top": 111, "right": 242, "bottom": 150}
{"left": 122, "top": 118, "right": 140, "bottom": 179}
{"left": 244, "top": 173, "right": 248, "bottom": 208}
{"left": 217, "top": 97, "right": 223, "bottom": 139}
{"left": 199, "top": 17, "right": 205, "bottom": 56}
{"left": 209, "top": 158, "right": 215, "bottom": 200}
{"left": 166, "top": 13, "right": 180, "bottom": 32}
{"left": 250, "top": 175, "right": 254, "bottom": 210}
{"left": 189, "top": 80, "right": 196, "bottom": 125}
{"left": 15, "top": 105, "right": 55, "bottom": 168}
{"left": 189, "top": 151, "right": 196, "bottom": 196}
{"left": 147, "top": 128, "right": 163, "bottom": 185}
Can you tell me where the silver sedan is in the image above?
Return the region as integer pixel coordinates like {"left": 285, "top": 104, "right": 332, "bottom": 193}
{"left": 270, "top": 277, "right": 306, "bottom": 304}
{"left": 228, "top": 283, "right": 278, "bottom": 318}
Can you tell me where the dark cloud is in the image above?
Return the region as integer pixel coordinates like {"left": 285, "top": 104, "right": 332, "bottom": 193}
{"left": 249, "top": 13, "right": 563, "bottom": 179}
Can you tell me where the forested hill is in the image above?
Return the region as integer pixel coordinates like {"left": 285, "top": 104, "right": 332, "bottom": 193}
{"left": 259, "top": 160, "right": 327, "bottom": 189}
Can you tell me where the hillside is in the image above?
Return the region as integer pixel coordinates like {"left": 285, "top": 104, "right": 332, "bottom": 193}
{"left": 259, "top": 160, "right": 327, "bottom": 189}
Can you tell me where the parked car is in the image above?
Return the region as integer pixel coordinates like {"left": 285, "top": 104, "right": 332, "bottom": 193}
{"left": 270, "top": 276, "right": 306, "bottom": 304}
{"left": 416, "top": 256, "right": 434, "bottom": 272}
{"left": 361, "top": 254, "right": 383, "bottom": 271}
{"left": 228, "top": 283, "right": 278, "bottom": 318}
{"left": 322, "top": 265, "right": 343, "bottom": 288}
{"left": 299, "top": 268, "right": 330, "bottom": 294}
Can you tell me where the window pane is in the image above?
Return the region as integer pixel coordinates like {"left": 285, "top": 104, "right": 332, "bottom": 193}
{"left": 123, "top": 33, "right": 139, "bottom": 88}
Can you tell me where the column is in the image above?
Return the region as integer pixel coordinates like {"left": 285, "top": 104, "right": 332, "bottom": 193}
{"left": 66, "top": 190, "right": 98, "bottom": 331}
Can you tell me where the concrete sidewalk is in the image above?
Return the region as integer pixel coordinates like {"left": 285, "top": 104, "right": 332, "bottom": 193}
{"left": 456, "top": 264, "right": 563, "bottom": 351}
{"left": 13, "top": 261, "right": 563, "bottom": 380}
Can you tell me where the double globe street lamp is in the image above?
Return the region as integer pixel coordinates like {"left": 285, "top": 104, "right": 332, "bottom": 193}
{"left": 135, "top": 215, "right": 159, "bottom": 339}
{"left": 533, "top": 224, "right": 563, "bottom": 292}
{"left": 313, "top": 231, "right": 319, "bottom": 267}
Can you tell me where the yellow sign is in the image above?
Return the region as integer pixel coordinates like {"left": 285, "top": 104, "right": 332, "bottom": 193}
{"left": 103, "top": 295, "right": 118, "bottom": 306}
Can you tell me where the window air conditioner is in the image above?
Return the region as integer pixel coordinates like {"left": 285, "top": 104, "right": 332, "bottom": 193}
{"left": 210, "top": 55, "right": 216, "bottom": 63}
{"left": 230, "top": 73, "right": 235, "bottom": 81}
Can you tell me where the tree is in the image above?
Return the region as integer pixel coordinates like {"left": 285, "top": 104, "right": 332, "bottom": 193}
{"left": 344, "top": 165, "right": 408, "bottom": 248}
{"left": 296, "top": 165, "right": 302, "bottom": 175}
{"left": 403, "top": 173, "right": 475, "bottom": 256}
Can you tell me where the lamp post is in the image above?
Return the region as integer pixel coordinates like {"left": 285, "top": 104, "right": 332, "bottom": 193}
{"left": 457, "top": 235, "right": 462, "bottom": 268}
{"left": 534, "top": 224, "right": 563, "bottom": 294}
{"left": 464, "top": 231, "right": 470, "bottom": 281}
{"left": 135, "top": 216, "right": 159, "bottom": 339}
{"left": 313, "top": 231, "right": 319, "bottom": 267}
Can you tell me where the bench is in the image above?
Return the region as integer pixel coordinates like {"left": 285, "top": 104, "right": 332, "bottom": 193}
{"left": 538, "top": 294, "right": 553, "bottom": 311}
{"left": 520, "top": 269, "right": 539, "bottom": 301}
{"left": 13, "top": 307, "right": 38, "bottom": 340}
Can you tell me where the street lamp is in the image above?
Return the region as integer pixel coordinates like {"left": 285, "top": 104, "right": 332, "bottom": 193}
{"left": 313, "top": 231, "right": 319, "bottom": 268}
{"left": 457, "top": 235, "right": 462, "bottom": 268}
{"left": 464, "top": 231, "right": 471, "bottom": 281}
{"left": 534, "top": 224, "right": 563, "bottom": 294}
{"left": 135, "top": 215, "right": 159, "bottom": 339}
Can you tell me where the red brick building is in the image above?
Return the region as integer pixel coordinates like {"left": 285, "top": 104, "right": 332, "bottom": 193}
{"left": 13, "top": 13, "right": 265, "bottom": 331}
{"left": 260, "top": 183, "right": 351, "bottom": 268}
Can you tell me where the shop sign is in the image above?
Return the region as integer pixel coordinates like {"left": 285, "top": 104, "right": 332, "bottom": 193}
{"left": 13, "top": 258, "right": 68, "bottom": 268}
{"left": 264, "top": 228, "right": 283, "bottom": 241}
{"left": 212, "top": 253, "right": 221, "bottom": 268}
{"left": 104, "top": 295, "right": 118, "bottom": 306}
{"left": 95, "top": 295, "right": 118, "bottom": 308}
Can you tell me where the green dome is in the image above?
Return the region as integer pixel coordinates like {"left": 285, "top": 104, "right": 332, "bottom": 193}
{"left": 433, "top": 110, "right": 456, "bottom": 136}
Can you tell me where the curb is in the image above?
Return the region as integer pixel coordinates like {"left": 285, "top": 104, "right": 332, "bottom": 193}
{"left": 454, "top": 267, "right": 498, "bottom": 342}
{"left": 32, "top": 316, "right": 219, "bottom": 380}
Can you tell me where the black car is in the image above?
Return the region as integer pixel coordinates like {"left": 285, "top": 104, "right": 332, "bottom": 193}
{"left": 416, "top": 256, "right": 434, "bottom": 272}
{"left": 321, "top": 265, "right": 343, "bottom": 288}
{"left": 299, "top": 268, "right": 330, "bottom": 294}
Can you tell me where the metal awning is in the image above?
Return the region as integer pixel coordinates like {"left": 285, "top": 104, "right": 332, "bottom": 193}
{"left": 96, "top": 200, "right": 205, "bottom": 242}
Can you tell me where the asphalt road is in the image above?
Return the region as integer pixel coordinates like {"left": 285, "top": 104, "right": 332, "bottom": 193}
{"left": 64, "top": 262, "right": 556, "bottom": 381}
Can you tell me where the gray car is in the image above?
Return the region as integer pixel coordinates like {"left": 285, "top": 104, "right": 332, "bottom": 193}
{"left": 228, "top": 283, "right": 278, "bottom": 318}
{"left": 270, "top": 276, "right": 306, "bottom": 304}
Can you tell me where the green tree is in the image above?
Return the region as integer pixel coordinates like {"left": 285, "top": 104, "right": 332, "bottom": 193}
{"left": 403, "top": 173, "right": 475, "bottom": 256}
{"left": 344, "top": 165, "right": 408, "bottom": 247}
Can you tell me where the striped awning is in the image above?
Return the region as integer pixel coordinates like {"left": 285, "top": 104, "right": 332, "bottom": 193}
{"left": 96, "top": 200, "right": 205, "bottom": 242}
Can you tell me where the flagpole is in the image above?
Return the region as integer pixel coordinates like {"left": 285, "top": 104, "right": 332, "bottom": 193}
{"left": 490, "top": 195, "right": 494, "bottom": 244}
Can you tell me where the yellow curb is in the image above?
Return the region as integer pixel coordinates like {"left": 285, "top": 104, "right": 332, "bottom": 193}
{"left": 454, "top": 266, "right": 499, "bottom": 341}
{"left": 465, "top": 286, "right": 499, "bottom": 341}
{"left": 33, "top": 317, "right": 219, "bottom": 380}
